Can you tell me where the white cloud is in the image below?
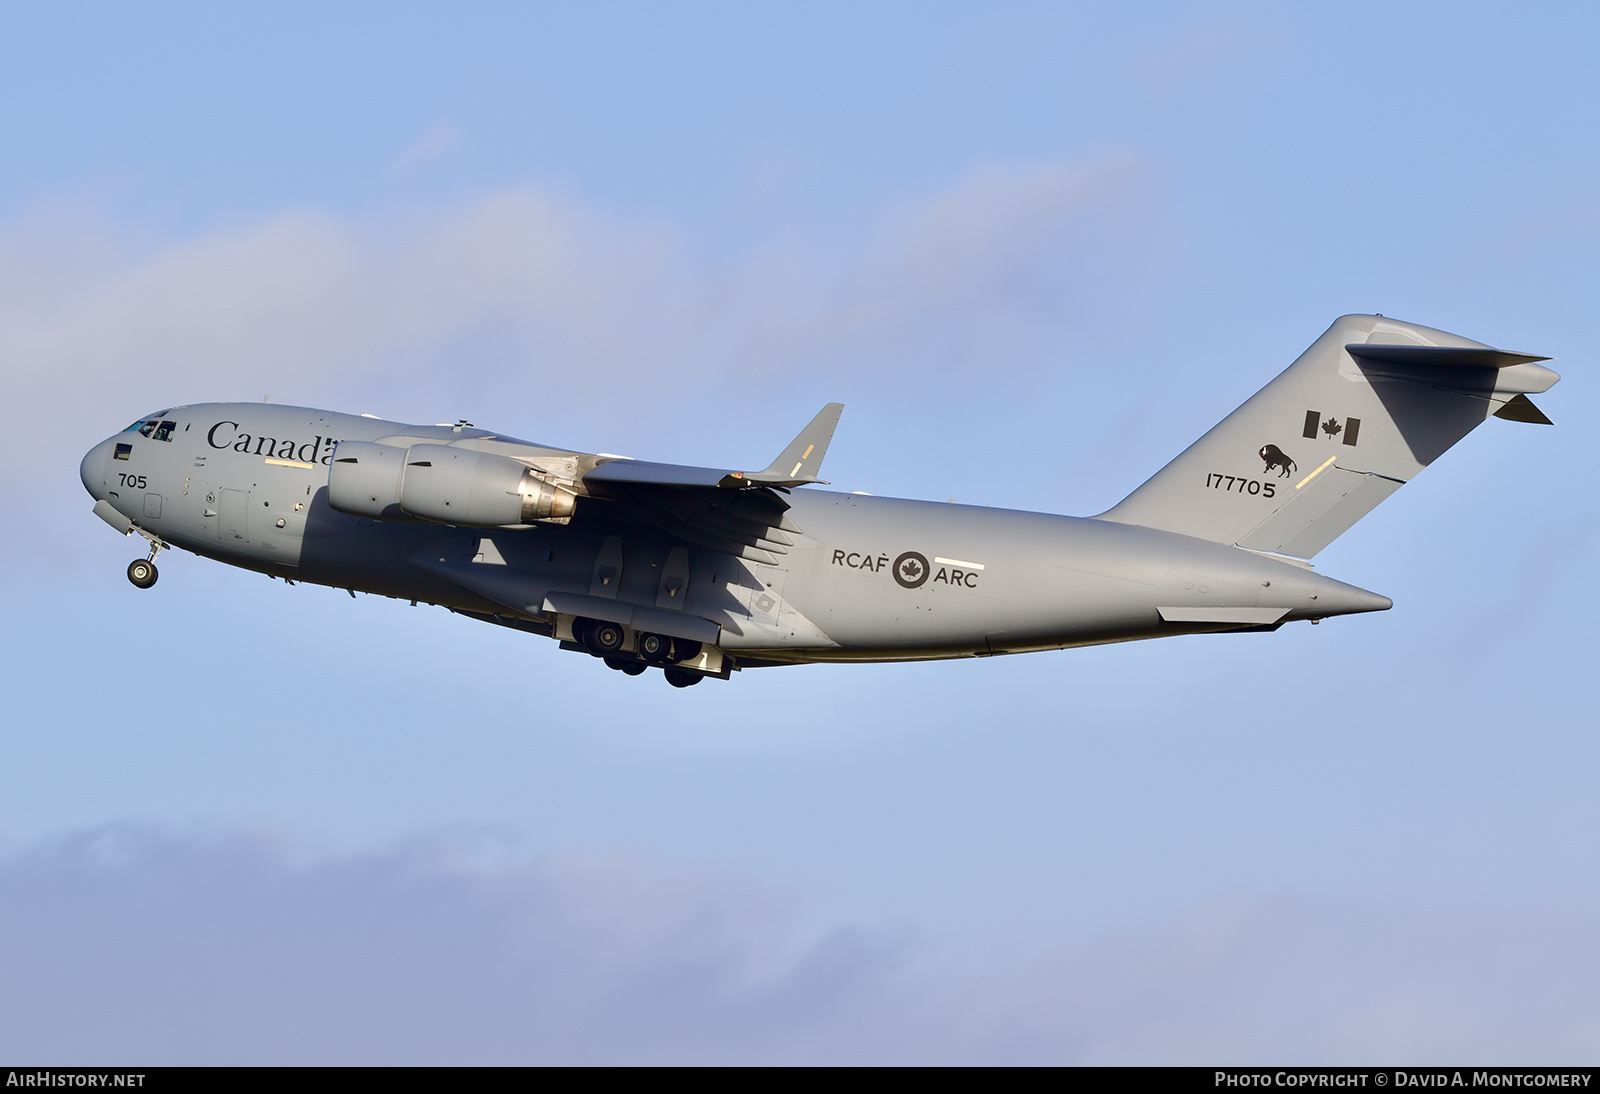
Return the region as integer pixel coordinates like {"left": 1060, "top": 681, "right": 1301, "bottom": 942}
{"left": 1, "top": 156, "right": 1143, "bottom": 459}
{"left": 0, "top": 827, "right": 903, "bottom": 1065}
{"left": 2, "top": 827, "right": 1597, "bottom": 1064}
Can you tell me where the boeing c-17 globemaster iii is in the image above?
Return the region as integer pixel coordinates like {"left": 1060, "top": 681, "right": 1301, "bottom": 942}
{"left": 79, "top": 314, "right": 1558, "bottom": 687}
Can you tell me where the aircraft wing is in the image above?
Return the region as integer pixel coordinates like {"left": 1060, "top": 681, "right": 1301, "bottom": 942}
{"left": 575, "top": 404, "right": 842, "bottom": 565}
{"left": 579, "top": 403, "right": 844, "bottom": 493}
{"left": 581, "top": 460, "right": 736, "bottom": 489}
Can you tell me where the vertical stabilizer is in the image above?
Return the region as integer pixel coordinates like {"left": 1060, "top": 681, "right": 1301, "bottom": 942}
{"left": 1097, "top": 315, "right": 1557, "bottom": 558}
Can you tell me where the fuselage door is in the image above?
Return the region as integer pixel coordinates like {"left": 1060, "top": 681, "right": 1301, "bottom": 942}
{"left": 218, "top": 488, "right": 250, "bottom": 543}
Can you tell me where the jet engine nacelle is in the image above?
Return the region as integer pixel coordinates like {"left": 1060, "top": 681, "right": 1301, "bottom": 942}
{"left": 329, "top": 441, "right": 576, "bottom": 526}
{"left": 328, "top": 441, "right": 408, "bottom": 518}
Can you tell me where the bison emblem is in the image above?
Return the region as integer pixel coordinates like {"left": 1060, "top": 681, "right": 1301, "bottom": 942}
{"left": 1259, "top": 444, "right": 1297, "bottom": 477}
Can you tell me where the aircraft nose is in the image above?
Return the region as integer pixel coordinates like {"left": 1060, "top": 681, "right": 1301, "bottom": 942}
{"left": 80, "top": 437, "right": 114, "bottom": 500}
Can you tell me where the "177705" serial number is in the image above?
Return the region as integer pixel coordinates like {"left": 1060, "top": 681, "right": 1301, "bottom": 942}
{"left": 1205, "top": 473, "right": 1277, "bottom": 497}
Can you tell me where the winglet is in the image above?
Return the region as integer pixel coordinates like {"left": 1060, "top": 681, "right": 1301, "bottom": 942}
{"left": 744, "top": 403, "right": 844, "bottom": 486}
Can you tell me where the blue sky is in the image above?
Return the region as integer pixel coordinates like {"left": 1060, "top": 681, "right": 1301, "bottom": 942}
{"left": 2, "top": 1, "right": 1597, "bottom": 1063}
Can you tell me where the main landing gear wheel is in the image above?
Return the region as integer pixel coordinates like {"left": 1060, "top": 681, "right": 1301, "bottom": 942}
{"left": 578, "top": 618, "right": 626, "bottom": 657}
{"left": 604, "top": 656, "right": 647, "bottom": 676}
{"left": 638, "top": 632, "right": 673, "bottom": 664}
{"left": 127, "top": 559, "right": 159, "bottom": 589}
{"left": 663, "top": 667, "right": 702, "bottom": 688}
{"left": 639, "top": 633, "right": 704, "bottom": 665}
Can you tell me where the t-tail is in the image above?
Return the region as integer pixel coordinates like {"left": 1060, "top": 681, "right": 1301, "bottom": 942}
{"left": 1098, "top": 314, "right": 1558, "bottom": 558}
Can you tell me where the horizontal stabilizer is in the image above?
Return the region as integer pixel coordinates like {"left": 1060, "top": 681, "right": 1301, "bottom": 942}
{"left": 1345, "top": 343, "right": 1560, "bottom": 395}
{"left": 1346, "top": 344, "right": 1551, "bottom": 369}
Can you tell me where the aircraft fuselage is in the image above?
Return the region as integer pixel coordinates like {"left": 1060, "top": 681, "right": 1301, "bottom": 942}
{"left": 80, "top": 402, "right": 1389, "bottom": 679}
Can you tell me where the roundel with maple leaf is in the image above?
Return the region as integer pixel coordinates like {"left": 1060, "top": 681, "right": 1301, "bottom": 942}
{"left": 892, "top": 551, "right": 931, "bottom": 589}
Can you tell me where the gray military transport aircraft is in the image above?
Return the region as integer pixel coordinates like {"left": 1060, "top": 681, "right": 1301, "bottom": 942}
{"left": 80, "top": 314, "right": 1557, "bottom": 687}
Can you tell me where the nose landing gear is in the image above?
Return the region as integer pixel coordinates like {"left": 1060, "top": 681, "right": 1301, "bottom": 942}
{"left": 127, "top": 535, "right": 164, "bottom": 589}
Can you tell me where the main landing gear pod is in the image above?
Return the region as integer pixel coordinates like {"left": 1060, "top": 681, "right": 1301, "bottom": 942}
{"left": 573, "top": 616, "right": 712, "bottom": 686}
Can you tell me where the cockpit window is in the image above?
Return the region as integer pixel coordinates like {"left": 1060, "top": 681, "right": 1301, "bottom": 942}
{"left": 125, "top": 413, "right": 177, "bottom": 441}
